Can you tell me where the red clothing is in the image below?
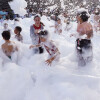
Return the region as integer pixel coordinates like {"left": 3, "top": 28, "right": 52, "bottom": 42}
{"left": 33, "top": 24, "right": 41, "bottom": 44}
{"left": 33, "top": 24, "right": 41, "bottom": 30}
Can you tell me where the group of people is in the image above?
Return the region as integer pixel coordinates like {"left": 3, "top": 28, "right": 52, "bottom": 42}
{"left": 0, "top": 7, "right": 96, "bottom": 66}
{"left": 0, "top": 9, "right": 8, "bottom": 22}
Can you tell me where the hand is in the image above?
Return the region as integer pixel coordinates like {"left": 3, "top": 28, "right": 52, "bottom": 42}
{"left": 45, "top": 59, "right": 53, "bottom": 66}
{"left": 30, "top": 45, "right": 35, "bottom": 49}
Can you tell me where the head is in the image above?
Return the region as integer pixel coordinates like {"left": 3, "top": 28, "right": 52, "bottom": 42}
{"left": 57, "top": 18, "right": 61, "bottom": 24}
{"left": 67, "top": 21, "right": 70, "bottom": 25}
{"left": 2, "top": 8, "right": 6, "bottom": 12}
{"left": 14, "top": 26, "right": 22, "bottom": 35}
{"left": 2, "top": 31, "right": 11, "bottom": 41}
{"left": 3, "top": 23, "right": 8, "bottom": 29}
{"left": 6, "top": 16, "right": 10, "bottom": 20}
{"left": 34, "top": 15, "right": 41, "bottom": 25}
{"left": 77, "top": 11, "right": 89, "bottom": 23}
{"left": 39, "top": 30, "right": 49, "bottom": 42}
{"left": 95, "top": 11, "right": 99, "bottom": 15}
{"left": 14, "top": 18, "right": 19, "bottom": 22}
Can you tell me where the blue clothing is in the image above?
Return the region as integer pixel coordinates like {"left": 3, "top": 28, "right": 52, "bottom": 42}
{"left": 0, "top": 11, "right": 8, "bottom": 20}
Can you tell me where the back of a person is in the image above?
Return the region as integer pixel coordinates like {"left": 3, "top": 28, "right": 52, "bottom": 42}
{"left": 77, "top": 22, "right": 93, "bottom": 36}
{"left": 2, "top": 42, "right": 15, "bottom": 57}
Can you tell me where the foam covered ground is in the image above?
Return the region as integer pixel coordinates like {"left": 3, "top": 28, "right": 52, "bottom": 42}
{"left": 0, "top": 16, "right": 100, "bottom": 100}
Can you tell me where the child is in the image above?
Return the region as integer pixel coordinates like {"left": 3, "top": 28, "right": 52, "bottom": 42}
{"left": 50, "top": 18, "right": 62, "bottom": 35}
{"left": 30, "top": 15, "right": 44, "bottom": 54}
{"left": 30, "top": 30, "right": 60, "bottom": 66}
{"left": 14, "top": 26, "right": 23, "bottom": 42}
{"left": 1, "top": 31, "right": 18, "bottom": 59}
{"left": 65, "top": 21, "right": 72, "bottom": 31}
{"left": 55, "top": 18, "right": 62, "bottom": 34}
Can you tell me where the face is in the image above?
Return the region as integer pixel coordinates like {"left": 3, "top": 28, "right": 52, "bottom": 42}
{"left": 76, "top": 15, "right": 82, "bottom": 23}
{"left": 14, "top": 28, "right": 19, "bottom": 34}
{"left": 34, "top": 17, "right": 40, "bottom": 25}
{"left": 4, "top": 24, "right": 8, "bottom": 29}
{"left": 57, "top": 20, "right": 61, "bottom": 24}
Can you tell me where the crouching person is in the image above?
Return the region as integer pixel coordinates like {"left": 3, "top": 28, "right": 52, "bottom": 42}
{"left": 30, "top": 30, "right": 60, "bottom": 66}
{"left": 1, "top": 31, "right": 18, "bottom": 60}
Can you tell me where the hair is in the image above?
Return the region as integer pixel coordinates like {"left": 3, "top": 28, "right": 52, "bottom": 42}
{"left": 40, "top": 22, "right": 45, "bottom": 26}
{"left": 95, "top": 11, "right": 99, "bottom": 15}
{"left": 34, "top": 15, "right": 40, "bottom": 20}
{"left": 14, "top": 18, "right": 19, "bottom": 21}
{"left": 15, "top": 26, "right": 22, "bottom": 33}
{"left": 6, "top": 16, "right": 10, "bottom": 20}
{"left": 79, "top": 11, "right": 89, "bottom": 22}
{"left": 2, "top": 31, "right": 11, "bottom": 40}
{"left": 39, "top": 30, "right": 48, "bottom": 37}
{"left": 57, "top": 18, "right": 61, "bottom": 21}
{"left": 2, "top": 8, "right": 6, "bottom": 11}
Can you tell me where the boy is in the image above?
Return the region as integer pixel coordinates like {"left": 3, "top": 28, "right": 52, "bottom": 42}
{"left": 30, "top": 30, "right": 60, "bottom": 66}
{"left": 14, "top": 26, "right": 23, "bottom": 42}
{"left": 2, "top": 31, "right": 18, "bottom": 59}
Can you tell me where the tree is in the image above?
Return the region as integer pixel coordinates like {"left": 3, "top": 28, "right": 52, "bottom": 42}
{"left": 25, "top": 0, "right": 61, "bottom": 12}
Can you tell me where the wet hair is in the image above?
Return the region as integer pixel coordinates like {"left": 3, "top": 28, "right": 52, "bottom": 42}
{"left": 39, "top": 30, "right": 48, "bottom": 37}
{"left": 78, "top": 11, "right": 89, "bottom": 22}
{"left": 2, "top": 31, "right": 11, "bottom": 40}
{"left": 15, "top": 26, "right": 22, "bottom": 33}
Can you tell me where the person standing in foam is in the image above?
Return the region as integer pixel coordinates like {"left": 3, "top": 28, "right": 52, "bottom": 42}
{"left": 76, "top": 9, "right": 93, "bottom": 66}
{"left": 1, "top": 31, "right": 18, "bottom": 60}
{"left": 50, "top": 18, "right": 62, "bottom": 35}
{"left": 30, "top": 30, "right": 60, "bottom": 66}
{"left": 30, "top": 15, "right": 44, "bottom": 54}
{"left": 14, "top": 26, "right": 23, "bottom": 42}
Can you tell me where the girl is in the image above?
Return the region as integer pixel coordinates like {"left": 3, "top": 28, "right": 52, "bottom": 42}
{"left": 30, "top": 15, "right": 44, "bottom": 54}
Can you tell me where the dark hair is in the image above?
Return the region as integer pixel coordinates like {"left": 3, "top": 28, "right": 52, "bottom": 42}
{"left": 14, "top": 18, "right": 19, "bottom": 21}
{"left": 95, "top": 12, "right": 99, "bottom": 15}
{"left": 40, "top": 22, "right": 45, "bottom": 26}
{"left": 2, "top": 31, "right": 11, "bottom": 40}
{"left": 15, "top": 26, "right": 22, "bottom": 33}
{"left": 79, "top": 11, "right": 89, "bottom": 22}
{"left": 39, "top": 30, "right": 48, "bottom": 36}
{"left": 34, "top": 15, "right": 40, "bottom": 19}
{"left": 57, "top": 18, "right": 61, "bottom": 21}
{"left": 6, "top": 16, "right": 10, "bottom": 20}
